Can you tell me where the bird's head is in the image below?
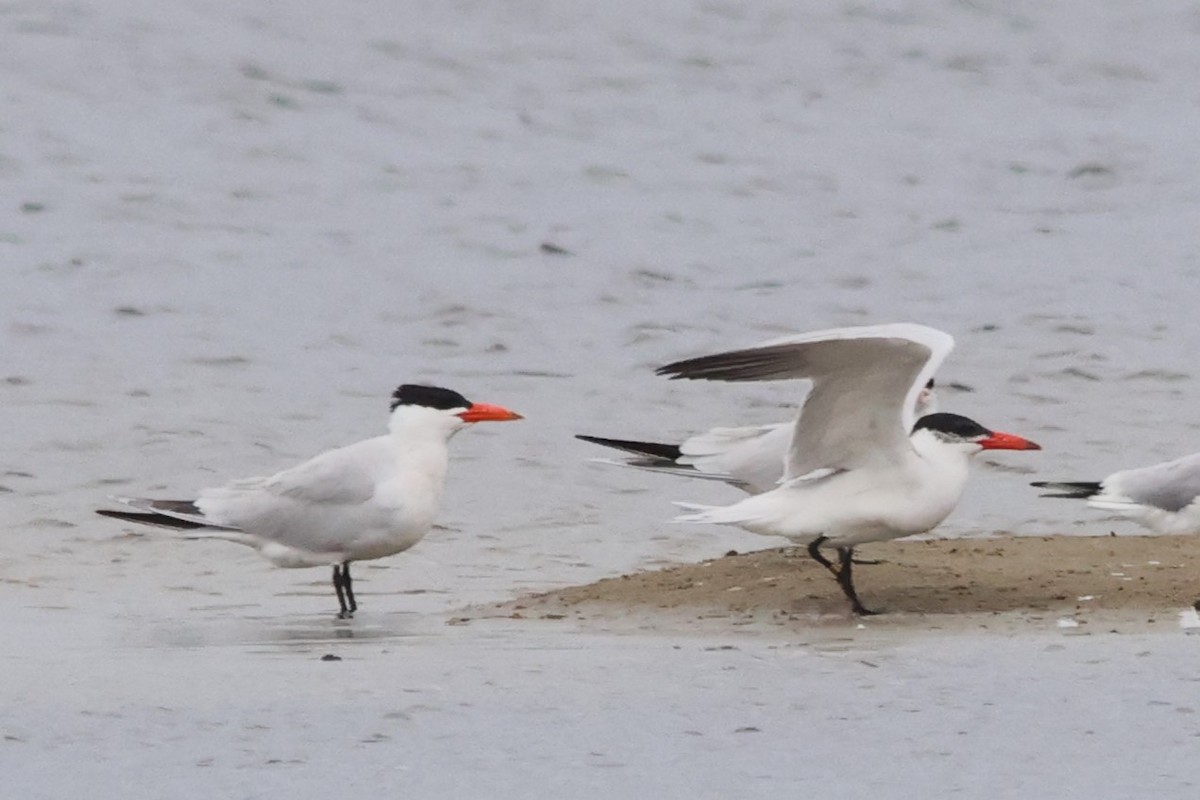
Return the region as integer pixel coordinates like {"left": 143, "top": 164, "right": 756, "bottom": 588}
{"left": 389, "top": 384, "right": 523, "bottom": 438}
{"left": 911, "top": 412, "right": 1041, "bottom": 455}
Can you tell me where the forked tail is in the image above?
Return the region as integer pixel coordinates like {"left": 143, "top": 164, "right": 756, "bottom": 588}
{"left": 670, "top": 501, "right": 757, "bottom": 526}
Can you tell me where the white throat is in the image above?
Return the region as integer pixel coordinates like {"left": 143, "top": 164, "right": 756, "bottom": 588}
{"left": 388, "top": 405, "right": 465, "bottom": 442}
{"left": 909, "top": 428, "right": 977, "bottom": 485}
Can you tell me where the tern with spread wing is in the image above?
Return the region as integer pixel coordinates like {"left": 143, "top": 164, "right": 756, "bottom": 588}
{"left": 97, "top": 384, "right": 522, "bottom": 617}
{"left": 1032, "top": 452, "right": 1200, "bottom": 534}
{"left": 578, "top": 379, "right": 936, "bottom": 494}
{"left": 649, "top": 323, "right": 1041, "bottom": 615}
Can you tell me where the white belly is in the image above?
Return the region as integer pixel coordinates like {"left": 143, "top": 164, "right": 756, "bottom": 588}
{"left": 726, "top": 458, "right": 970, "bottom": 547}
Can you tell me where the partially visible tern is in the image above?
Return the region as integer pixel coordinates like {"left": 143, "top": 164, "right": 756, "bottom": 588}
{"left": 97, "top": 385, "right": 522, "bottom": 618}
{"left": 1032, "top": 452, "right": 1200, "bottom": 534}
{"left": 578, "top": 379, "right": 936, "bottom": 494}
{"left": 650, "top": 323, "right": 1042, "bottom": 615}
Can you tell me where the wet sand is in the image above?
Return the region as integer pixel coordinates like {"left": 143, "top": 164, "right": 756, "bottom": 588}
{"left": 493, "top": 534, "right": 1200, "bottom": 632}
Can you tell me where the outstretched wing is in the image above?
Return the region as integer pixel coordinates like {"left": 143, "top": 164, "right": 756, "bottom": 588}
{"left": 657, "top": 323, "right": 954, "bottom": 478}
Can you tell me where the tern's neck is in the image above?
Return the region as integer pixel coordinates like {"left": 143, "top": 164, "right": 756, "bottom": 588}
{"left": 388, "top": 407, "right": 459, "bottom": 440}
{"left": 386, "top": 409, "right": 456, "bottom": 491}
{"left": 386, "top": 411, "right": 461, "bottom": 475}
{"left": 909, "top": 429, "right": 974, "bottom": 486}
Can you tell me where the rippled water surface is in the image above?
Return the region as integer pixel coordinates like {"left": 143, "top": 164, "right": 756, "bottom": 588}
{"left": 5, "top": 1, "right": 1200, "bottom": 796}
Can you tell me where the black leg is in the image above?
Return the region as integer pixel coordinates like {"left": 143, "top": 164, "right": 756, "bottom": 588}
{"left": 806, "top": 535, "right": 838, "bottom": 574}
{"left": 836, "top": 546, "right": 879, "bottom": 616}
{"left": 333, "top": 563, "right": 353, "bottom": 619}
{"left": 342, "top": 561, "right": 357, "bottom": 615}
{"left": 807, "top": 537, "right": 879, "bottom": 615}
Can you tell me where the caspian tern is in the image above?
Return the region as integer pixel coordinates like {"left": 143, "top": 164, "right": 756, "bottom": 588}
{"left": 96, "top": 384, "right": 522, "bottom": 617}
{"left": 650, "top": 323, "right": 1042, "bottom": 615}
{"left": 578, "top": 379, "right": 937, "bottom": 494}
{"left": 1032, "top": 452, "right": 1200, "bottom": 534}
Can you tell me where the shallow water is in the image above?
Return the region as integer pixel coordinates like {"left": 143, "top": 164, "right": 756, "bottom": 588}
{"left": 7, "top": 607, "right": 1200, "bottom": 799}
{"left": 5, "top": 0, "right": 1200, "bottom": 795}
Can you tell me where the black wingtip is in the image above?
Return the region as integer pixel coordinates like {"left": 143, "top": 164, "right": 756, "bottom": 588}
{"left": 653, "top": 363, "right": 685, "bottom": 379}
{"left": 1029, "top": 481, "right": 1101, "bottom": 499}
{"left": 655, "top": 353, "right": 738, "bottom": 381}
{"left": 95, "top": 509, "right": 208, "bottom": 530}
{"left": 575, "top": 434, "right": 683, "bottom": 461}
{"left": 655, "top": 344, "right": 804, "bottom": 382}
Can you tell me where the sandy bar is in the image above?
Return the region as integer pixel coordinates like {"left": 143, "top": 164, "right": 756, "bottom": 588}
{"left": 486, "top": 534, "right": 1200, "bottom": 633}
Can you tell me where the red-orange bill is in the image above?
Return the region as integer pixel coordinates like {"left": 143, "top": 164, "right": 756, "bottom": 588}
{"left": 979, "top": 431, "right": 1041, "bottom": 451}
{"left": 458, "top": 403, "right": 524, "bottom": 423}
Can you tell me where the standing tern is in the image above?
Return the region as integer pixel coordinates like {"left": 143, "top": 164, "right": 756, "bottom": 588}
{"left": 1032, "top": 452, "right": 1200, "bottom": 534}
{"left": 651, "top": 323, "right": 1041, "bottom": 615}
{"left": 96, "top": 384, "right": 523, "bottom": 617}
{"left": 578, "top": 379, "right": 937, "bottom": 494}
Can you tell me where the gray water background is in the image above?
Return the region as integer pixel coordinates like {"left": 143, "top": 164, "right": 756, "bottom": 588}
{"left": 4, "top": 2, "right": 1200, "bottom": 797}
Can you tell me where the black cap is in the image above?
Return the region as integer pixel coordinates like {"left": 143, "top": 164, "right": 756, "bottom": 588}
{"left": 390, "top": 385, "right": 471, "bottom": 412}
{"left": 912, "top": 412, "right": 990, "bottom": 439}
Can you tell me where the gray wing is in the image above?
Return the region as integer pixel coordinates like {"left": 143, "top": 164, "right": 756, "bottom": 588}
{"left": 657, "top": 323, "right": 954, "bottom": 478}
{"left": 1105, "top": 452, "right": 1200, "bottom": 512}
{"left": 257, "top": 438, "right": 383, "bottom": 505}
{"left": 195, "top": 438, "right": 384, "bottom": 537}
